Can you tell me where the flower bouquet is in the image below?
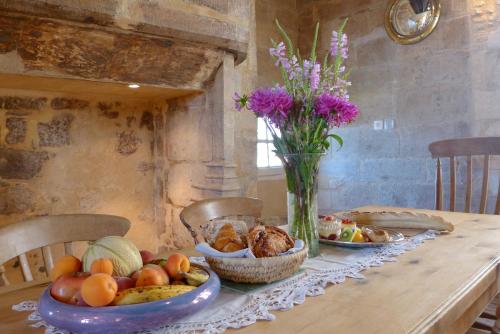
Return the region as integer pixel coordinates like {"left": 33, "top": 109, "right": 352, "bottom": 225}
{"left": 234, "top": 20, "right": 359, "bottom": 257}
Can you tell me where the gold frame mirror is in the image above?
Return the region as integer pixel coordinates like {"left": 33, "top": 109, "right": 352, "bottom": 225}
{"left": 385, "top": 0, "right": 441, "bottom": 45}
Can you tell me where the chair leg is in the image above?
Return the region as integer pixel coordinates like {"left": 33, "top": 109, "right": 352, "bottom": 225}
{"left": 491, "top": 295, "right": 500, "bottom": 334}
{"left": 492, "top": 303, "right": 499, "bottom": 334}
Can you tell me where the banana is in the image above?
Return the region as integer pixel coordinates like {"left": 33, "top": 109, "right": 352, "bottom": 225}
{"left": 182, "top": 267, "right": 209, "bottom": 287}
{"left": 113, "top": 285, "right": 196, "bottom": 305}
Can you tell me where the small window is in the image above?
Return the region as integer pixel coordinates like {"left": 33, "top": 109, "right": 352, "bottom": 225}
{"left": 257, "top": 118, "right": 282, "bottom": 168}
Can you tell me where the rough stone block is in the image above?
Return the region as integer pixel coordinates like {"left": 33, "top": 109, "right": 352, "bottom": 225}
{"left": 140, "top": 111, "right": 154, "bottom": 131}
{"left": 38, "top": 114, "right": 74, "bottom": 147}
{"left": 51, "top": 97, "right": 89, "bottom": 110}
{"left": 0, "top": 183, "right": 35, "bottom": 214}
{"left": 167, "top": 162, "right": 194, "bottom": 207}
{"left": 97, "top": 102, "right": 119, "bottom": 119}
{"left": 0, "top": 148, "right": 48, "bottom": 179}
{"left": 5, "top": 117, "right": 27, "bottom": 144}
{"left": 116, "top": 130, "right": 141, "bottom": 155}
{"left": 0, "top": 96, "right": 46, "bottom": 110}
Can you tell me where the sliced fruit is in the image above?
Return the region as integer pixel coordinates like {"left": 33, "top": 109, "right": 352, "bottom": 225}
{"left": 339, "top": 227, "right": 355, "bottom": 242}
{"left": 352, "top": 228, "right": 365, "bottom": 242}
{"left": 182, "top": 267, "right": 209, "bottom": 287}
{"left": 113, "top": 285, "right": 195, "bottom": 305}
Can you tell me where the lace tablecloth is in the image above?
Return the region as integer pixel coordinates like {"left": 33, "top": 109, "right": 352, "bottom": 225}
{"left": 13, "top": 231, "right": 437, "bottom": 334}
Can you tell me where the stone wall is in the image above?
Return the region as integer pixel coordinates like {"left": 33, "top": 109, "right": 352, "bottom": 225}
{"left": 0, "top": 0, "right": 258, "bottom": 283}
{"left": 296, "top": 0, "right": 500, "bottom": 213}
{"left": 0, "top": 90, "right": 163, "bottom": 282}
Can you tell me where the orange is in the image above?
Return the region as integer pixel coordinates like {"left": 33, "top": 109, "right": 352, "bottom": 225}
{"left": 50, "top": 255, "right": 82, "bottom": 282}
{"left": 81, "top": 273, "right": 118, "bottom": 307}
{"left": 135, "top": 267, "right": 167, "bottom": 287}
{"left": 90, "top": 258, "right": 113, "bottom": 275}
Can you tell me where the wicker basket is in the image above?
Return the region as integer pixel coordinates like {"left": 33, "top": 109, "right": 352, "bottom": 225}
{"left": 205, "top": 245, "right": 308, "bottom": 284}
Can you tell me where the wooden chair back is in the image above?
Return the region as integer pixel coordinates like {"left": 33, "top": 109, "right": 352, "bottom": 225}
{"left": 428, "top": 137, "right": 500, "bottom": 214}
{"left": 0, "top": 214, "right": 130, "bottom": 286}
{"left": 180, "top": 197, "right": 263, "bottom": 243}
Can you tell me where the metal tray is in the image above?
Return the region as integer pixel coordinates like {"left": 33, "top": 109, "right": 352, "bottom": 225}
{"left": 319, "top": 226, "right": 405, "bottom": 248}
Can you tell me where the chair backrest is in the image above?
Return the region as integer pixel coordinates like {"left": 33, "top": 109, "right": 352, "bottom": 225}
{"left": 0, "top": 214, "right": 130, "bottom": 286}
{"left": 179, "top": 197, "right": 263, "bottom": 243}
{"left": 428, "top": 137, "right": 500, "bottom": 214}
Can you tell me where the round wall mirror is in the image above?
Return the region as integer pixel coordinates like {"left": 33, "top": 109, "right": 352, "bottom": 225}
{"left": 385, "top": 0, "right": 441, "bottom": 44}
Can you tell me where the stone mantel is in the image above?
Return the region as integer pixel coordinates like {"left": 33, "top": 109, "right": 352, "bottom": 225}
{"left": 0, "top": 0, "right": 249, "bottom": 64}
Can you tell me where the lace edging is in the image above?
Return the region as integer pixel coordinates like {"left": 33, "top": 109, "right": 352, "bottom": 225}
{"left": 13, "top": 231, "right": 437, "bottom": 334}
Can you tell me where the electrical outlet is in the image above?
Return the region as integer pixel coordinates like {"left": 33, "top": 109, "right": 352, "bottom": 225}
{"left": 373, "top": 120, "right": 383, "bottom": 130}
{"left": 384, "top": 119, "right": 395, "bottom": 130}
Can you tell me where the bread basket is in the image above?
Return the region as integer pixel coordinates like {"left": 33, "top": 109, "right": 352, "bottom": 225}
{"left": 205, "top": 245, "right": 307, "bottom": 284}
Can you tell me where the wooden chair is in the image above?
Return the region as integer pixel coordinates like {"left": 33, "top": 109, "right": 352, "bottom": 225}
{"left": 180, "top": 197, "right": 263, "bottom": 244}
{"left": 429, "top": 137, "right": 500, "bottom": 334}
{"left": 428, "top": 137, "right": 500, "bottom": 214}
{"left": 0, "top": 214, "right": 130, "bottom": 287}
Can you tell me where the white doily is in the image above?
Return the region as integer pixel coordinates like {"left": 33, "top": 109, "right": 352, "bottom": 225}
{"left": 13, "top": 231, "right": 437, "bottom": 334}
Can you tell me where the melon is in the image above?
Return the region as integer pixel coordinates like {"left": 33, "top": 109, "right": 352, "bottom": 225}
{"left": 82, "top": 236, "right": 143, "bottom": 277}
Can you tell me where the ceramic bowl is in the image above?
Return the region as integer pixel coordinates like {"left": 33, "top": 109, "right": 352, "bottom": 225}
{"left": 38, "top": 265, "right": 220, "bottom": 334}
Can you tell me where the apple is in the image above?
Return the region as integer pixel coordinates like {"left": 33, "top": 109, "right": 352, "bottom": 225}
{"left": 139, "top": 250, "right": 155, "bottom": 264}
{"left": 164, "top": 253, "right": 190, "bottom": 281}
{"left": 113, "top": 276, "right": 135, "bottom": 292}
{"left": 50, "top": 272, "right": 90, "bottom": 304}
{"left": 69, "top": 291, "right": 89, "bottom": 306}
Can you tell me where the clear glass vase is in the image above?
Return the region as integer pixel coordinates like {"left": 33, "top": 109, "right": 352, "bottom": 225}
{"left": 282, "top": 153, "right": 322, "bottom": 258}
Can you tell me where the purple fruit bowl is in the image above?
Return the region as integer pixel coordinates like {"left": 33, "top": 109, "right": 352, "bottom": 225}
{"left": 38, "top": 265, "right": 220, "bottom": 334}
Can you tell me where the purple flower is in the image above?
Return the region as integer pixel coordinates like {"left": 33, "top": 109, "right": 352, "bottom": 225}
{"left": 233, "top": 92, "right": 244, "bottom": 111}
{"left": 310, "top": 63, "right": 321, "bottom": 91}
{"left": 330, "top": 31, "right": 348, "bottom": 59}
{"left": 270, "top": 42, "right": 289, "bottom": 68}
{"left": 248, "top": 86, "right": 293, "bottom": 126}
{"left": 315, "top": 93, "right": 359, "bottom": 126}
{"left": 269, "top": 42, "right": 286, "bottom": 58}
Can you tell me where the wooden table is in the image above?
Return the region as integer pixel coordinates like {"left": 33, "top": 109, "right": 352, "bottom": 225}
{"left": 1, "top": 207, "right": 499, "bottom": 334}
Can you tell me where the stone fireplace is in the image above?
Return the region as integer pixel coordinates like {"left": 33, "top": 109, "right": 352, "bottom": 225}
{"left": 0, "top": 0, "right": 257, "bottom": 282}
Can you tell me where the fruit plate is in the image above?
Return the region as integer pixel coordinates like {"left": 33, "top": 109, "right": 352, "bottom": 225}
{"left": 38, "top": 265, "right": 220, "bottom": 334}
{"left": 319, "top": 227, "right": 404, "bottom": 248}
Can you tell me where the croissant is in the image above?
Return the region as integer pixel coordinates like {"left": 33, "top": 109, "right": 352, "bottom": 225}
{"left": 248, "top": 226, "right": 294, "bottom": 258}
{"left": 212, "top": 224, "right": 246, "bottom": 252}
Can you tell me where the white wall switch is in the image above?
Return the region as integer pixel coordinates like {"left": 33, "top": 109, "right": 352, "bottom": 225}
{"left": 373, "top": 120, "right": 383, "bottom": 130}
{"left": 384, "top": 119, "right": 395, "bottom": 130}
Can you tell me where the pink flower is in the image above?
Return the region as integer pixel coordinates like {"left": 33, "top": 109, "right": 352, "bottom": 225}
{"left": 315, "top": 93, "right": 359, "bottom": 126}
{"left": 310, "top": 63, "right": 321, "bottom": 91}
{"left": 248, "top": 86, "right": 293, "bottom": 126}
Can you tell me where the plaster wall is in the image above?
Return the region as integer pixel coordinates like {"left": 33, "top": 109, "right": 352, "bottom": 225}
{"left": 296, "top": 0, "right": 500, "bottom": 213}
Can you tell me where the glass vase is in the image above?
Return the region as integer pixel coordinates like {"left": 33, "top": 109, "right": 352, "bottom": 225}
{"left": 282, "top": 153, "right": 323, "bottom": 258}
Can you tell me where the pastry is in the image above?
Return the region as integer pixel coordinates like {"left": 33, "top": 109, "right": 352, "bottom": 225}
{"left": 362, "top": 227, "right": 390, "bottom": 243}
{"left": 319, "top": 216, "right": 342, "bottom": 240}
{"left": 341, "top": 211, "right": 454, "bottom": 232}
{"left": 247, "top": 226, "right": 294, "bottom": 258}
{"left": 212, "top": 224, "right": 246, "bottom": 252}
